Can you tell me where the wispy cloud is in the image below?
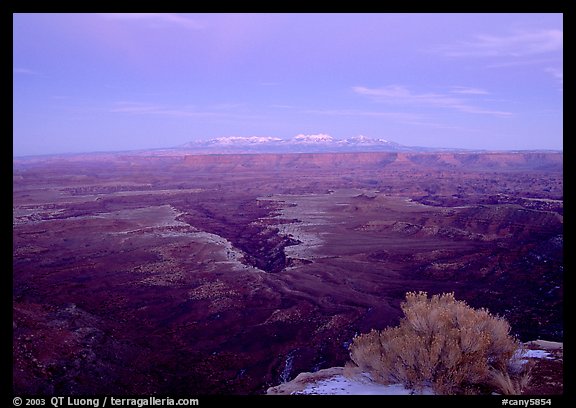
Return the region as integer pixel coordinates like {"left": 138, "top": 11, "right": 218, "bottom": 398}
{"left": 545, "top": 67, "right": 563, "bottom": 89}
{"left": 353, "top": 85, "right": 512, "bottom": 117}
{"left": 304, "top": 108, "right": 426, "bottom": 123}
{"left": 432, "top": 29, "right": 562, "bottom": 58}
{"left": 100, "top": 13, "right": 205, "bottom": 30}
{"left": 450, "top": 86, "right": 489, "bottom": 95}
{"left": 485, "top": 58, "right": 558, "bottom": 69}
{"left": 111, "top": 101, "right": 260, "bottom": 120}
{"left": 112, "top": 102, "right": 166, "bottom": 114}
{"left": 305, "top": 108, "right": 481, "bottom": 133}
{"left": 13, "top": 67, "right": 41, "bottom": 76}
{"left": 111, "top": 102, "right": 219, "bottom": 117}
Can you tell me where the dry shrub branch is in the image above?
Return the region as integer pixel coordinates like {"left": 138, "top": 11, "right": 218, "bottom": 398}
{"left": 348, "top": 291, "right": 531, "bottom": 395}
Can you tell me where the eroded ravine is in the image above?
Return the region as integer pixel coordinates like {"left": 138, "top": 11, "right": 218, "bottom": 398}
{"left": 173, "top": 197, "right": 301, "bottom": 273}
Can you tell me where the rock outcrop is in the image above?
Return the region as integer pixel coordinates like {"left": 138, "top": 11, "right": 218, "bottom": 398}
{"left": 267, "top": 341, "right": 563, "bottom": 395}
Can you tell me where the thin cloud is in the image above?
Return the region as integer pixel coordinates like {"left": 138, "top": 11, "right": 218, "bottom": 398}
{"left": 353, "top": 85, "right": 512, "bottom": 117}
{"left": 398, "top": 120, "right": 482, "bottom": 132}
{"left": 305, "top": 108, "right": 481, "bottom": 133}
{"left": 110, "top": 101, "right": 261, "bottom": 120}
{"left": 304, "top": 108, "right": 421, "bottom": 121}
{"left": 486, "top": 58, "right": 558, "bottom": 69}
{"left": 13, "top": 67, "right": 41, "bottom": 76}
{"left": 545, "top": 67, "right": 563, "bottom": 89}
{"left": 432, "top": 29, "right": 562, "bottom": 58}
{"left": 111, "top": 102, "right": 220, "bottom": 117}
{"left": 100, "top": 13, "right": 205, "bottom": 30}
{"left": 450, "top": 86, "right": 490, "bottom": 95}
{"left": 111, "top": 102, "right": 165, "bottom": 114}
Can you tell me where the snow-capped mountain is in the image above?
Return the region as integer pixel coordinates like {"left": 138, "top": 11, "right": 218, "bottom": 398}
{"left": 210, "top": 136, "right": 283, "bottom": 145}
{"left": 293, "top": 133, "right": 334, "bottom": 144}
{"left": 178, "top": 134, "right": 407, "bottom": 153}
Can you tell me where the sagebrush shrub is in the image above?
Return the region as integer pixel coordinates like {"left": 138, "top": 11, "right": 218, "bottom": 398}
{"left": 348, "top": 292, "right": 530, "bottom": 395}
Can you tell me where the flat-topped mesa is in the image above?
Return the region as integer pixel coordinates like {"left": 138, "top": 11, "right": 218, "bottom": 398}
{"left": 181, "top": 152, "right": 562, "bottom": 173}
{"left": 181, "top": 152, "right": 394, "bottom": 171}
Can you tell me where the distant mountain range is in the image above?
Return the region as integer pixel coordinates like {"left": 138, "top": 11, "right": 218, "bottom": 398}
{"left": 176, "top": 134, "right": 441, "bottom": 154}
{"left": 176, "top": 134, "right": 561, "bottom": 154}
{"left": 13, "top": 134, "right": 561, "bottom": 161}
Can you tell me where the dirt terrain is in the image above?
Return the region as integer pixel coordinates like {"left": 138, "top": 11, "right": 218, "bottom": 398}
{"left": 13, "top": 151, "right": 563, "bottom": 395}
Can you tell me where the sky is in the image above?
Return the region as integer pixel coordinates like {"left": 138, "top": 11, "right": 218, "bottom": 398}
{"left": 13, "top": 13, "right": 563, "bottom": 156}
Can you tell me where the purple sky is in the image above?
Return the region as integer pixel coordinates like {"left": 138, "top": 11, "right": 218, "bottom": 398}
{"left": 13, "top": 13, "right": 563, "bottom": 156}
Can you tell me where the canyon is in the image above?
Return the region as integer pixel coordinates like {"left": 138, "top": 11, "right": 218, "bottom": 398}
{"left": 13, "top": 151, "right": 563, "bottom": 395}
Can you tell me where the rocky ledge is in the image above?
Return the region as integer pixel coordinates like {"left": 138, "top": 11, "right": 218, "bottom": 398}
{"left": 267, "top": 340, "right": 563, "bottom": 395}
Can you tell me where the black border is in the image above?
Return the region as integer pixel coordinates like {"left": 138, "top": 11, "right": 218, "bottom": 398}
{"left": 7, "top": 2, "right": 572, "bottom": 406}
{"left": 4, "top": 1, "right": 572, "bottom": 14}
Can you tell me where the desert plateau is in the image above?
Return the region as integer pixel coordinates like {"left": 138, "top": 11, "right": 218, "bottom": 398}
{"left": 13, "top": 150, "right": 563, "bottom": 395}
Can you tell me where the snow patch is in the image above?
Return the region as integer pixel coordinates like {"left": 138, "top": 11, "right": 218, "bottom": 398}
{"left": 293, "top": 374, "right": 434, "bottom": 395}
{"left": 280, "top": 350, "right": 296, "bottom": 383}
{"left": 508, "top": 347, "right": 556, "bottom": 373}
{"left": 520, "top": 349, "right": 555, "bottom": 360}
{"left": 212, "top": 136, "right": 282, "bottom": 144}
{"left": 293, "top": 133, "right": 334, "bottom": 143}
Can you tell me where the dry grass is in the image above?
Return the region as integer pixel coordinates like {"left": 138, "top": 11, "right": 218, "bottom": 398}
{"left": 349, "top": 292, "right": 532, "bottom": 395}
{"left": 489, "top": 366, "right": 533, "bottom": 395}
